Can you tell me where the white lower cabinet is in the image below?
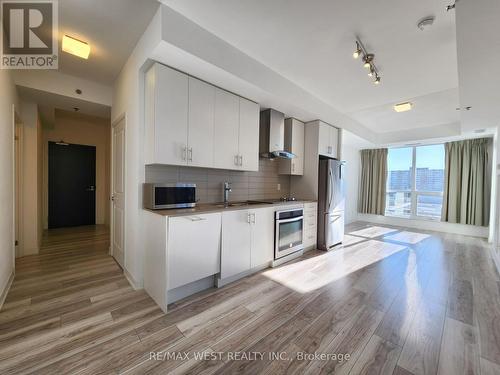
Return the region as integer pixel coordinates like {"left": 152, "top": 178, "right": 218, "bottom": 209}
{"left": 221, "top": 207, "right": 274, "bottom": 280}
{"left": 303, "top": 202, "right": 318, "bottom": 249}
{"left": 167, "top": 213, "right": 221, "bottom": 290}
{"left": 250, "top": 207, "right": 275, "bottom": 268}
{"left": 220, "top": 210, "right": 251, "bottom": 279}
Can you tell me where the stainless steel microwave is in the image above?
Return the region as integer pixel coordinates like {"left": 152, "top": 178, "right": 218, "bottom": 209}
{"left": 143, "top": 183, "right": 196, "bottom": 210}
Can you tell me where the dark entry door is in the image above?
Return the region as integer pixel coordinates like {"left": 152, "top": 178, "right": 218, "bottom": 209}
{"left": 49, "top": 142, "right": 96, "bottom": 228}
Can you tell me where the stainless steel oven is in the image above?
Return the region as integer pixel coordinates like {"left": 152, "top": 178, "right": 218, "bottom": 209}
{"left": 275, "top": 208, "right": 304, "bottom": 259}
{"left": 143, "top": 183, "right": 196, "bottom": 210}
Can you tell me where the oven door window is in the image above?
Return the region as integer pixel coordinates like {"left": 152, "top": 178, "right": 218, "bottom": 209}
{"left": 278, "top": 219, "right": 303, "bottom": 251}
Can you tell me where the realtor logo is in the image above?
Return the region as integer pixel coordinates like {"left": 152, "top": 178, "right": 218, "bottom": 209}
{"left": 1, "top": 0, "right": 58, "bottom": 69}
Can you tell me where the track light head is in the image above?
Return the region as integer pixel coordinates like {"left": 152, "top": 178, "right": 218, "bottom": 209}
{"left": 353, "top": 42, "right": 362, "bottom": 59}
{"left": 368, "top": 67, "right": 375, "bottom": 77}
{"left": 363, "top": 54, "right": 374, "bottom": 68}
{"left": 374, "top": 75, "right": 381, "bottom": 85}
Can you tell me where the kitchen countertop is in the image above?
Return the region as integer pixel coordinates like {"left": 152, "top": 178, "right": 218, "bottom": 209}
{"left": 145, "top": 199, "right": 317, "bottom": 217}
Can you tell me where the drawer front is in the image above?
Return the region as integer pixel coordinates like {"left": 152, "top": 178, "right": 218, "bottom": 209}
{"left": 303, "top": 202, "right": 318, "bottom": 212}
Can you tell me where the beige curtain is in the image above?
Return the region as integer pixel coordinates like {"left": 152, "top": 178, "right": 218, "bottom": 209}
{"left": 441, "top": 138, "right": 490, "bottom": 226}
{"left": 358, "top": 148, "right": 388, "bottom": 215}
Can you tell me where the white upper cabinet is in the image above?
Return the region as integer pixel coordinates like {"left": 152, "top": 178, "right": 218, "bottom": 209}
{"left": 214, "top": 88, "right": 240, "bottom": 170}
{"left": 238, "top": 98, "right": 260, "bottom": 172}
{"left": 279, "top": 118, "right": 304, "bottom": 175}
{"left": 318, "top": 121, "right": 339, "bottom": 158}
{"left": 145, "top": 63, "right": 188, "bottom": 165}
{"left": 188, "top": 77, "right": 215, "bottom": 167}
{"left": 145, "top": 63, "right": 260, "bottom": 171}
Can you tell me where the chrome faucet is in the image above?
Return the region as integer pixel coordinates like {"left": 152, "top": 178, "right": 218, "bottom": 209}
{"left": 223, "top": 182, "right": 232, "bottom": 205}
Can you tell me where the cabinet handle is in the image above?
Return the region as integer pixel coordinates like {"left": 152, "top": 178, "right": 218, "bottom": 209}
{"left": 234, "top": 155, "right": 239, "bottom": 166}
{"left": 239, "top": 155, "right": 243, "bottom": 166}
{"left": 251, "top": 213, "right": 256, "bottom": 224}
{"left": 328, "top": 146, "right": 332, "bottom": 154}
{"left": 292, "top": 162, "right": 295, "bottom": 173}
{"left": 247, "top": 213, "right": 251, "bottom": 223}
{"left": 182, "top": 146, "right": 187, "bottom": 161}
{"left": 187, "top": 216, "right": 206, "bottom": 222}
{"left": 188, "top": 148, "right": 193, "bottom": 162}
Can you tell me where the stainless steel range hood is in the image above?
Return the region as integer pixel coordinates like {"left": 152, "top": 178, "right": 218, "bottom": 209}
{"left": 259, "top": 109, "right": 296, "bottom": 159}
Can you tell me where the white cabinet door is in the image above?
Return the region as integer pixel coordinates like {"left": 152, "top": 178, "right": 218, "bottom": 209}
{"left": 221, "top": 210, "right": 251, "bottom": 279}
{"left": 238, "top": 98, "right": 259, "bottom": 171}
{"left": 318, "top": 122, "right": 331, "bottom": 157}
{"left": 250, "top": 207, "right": 275, "bottom": 268}
{"left": 318, "top": 122, "right": 339, "bottom": 158}
{"left": 291, "top": 119, "right": 304, "bottom": 175}
{"left": 214, "top": 88, "right": 240, "bottom": 170}
{"left": 330, "top": 126, "right": 339, "bottom": 159}
{"left": 188, "top": 77, "right": 215, "bottom": 167}
{"left": 149, "top": 64, "right": 189, "bottom": 165}
{"left": 167, "top": 213, "right": 221, "bottom": 290}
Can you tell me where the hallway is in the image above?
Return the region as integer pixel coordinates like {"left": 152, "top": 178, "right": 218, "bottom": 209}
{"left": 0, "top": 225, "right": 158, "bottom": 374}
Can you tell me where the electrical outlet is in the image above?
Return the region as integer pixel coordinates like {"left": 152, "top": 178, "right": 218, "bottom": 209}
{"left": 277, "top": 183, "right": 281, "bottom": 191}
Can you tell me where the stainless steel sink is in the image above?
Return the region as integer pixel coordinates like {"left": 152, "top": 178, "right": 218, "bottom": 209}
{"left": 213, "top": 200, "right": 273, "bottom": 208}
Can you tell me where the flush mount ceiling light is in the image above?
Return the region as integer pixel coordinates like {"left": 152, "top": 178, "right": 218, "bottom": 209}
{"left": 62, "top": 35, "right": 90, "bottom": 59}
{"left": 352, "top": 38, "right": 381, "bottom": 85}
{"left": 394, "top": 102, "right": 413, "bottom": 112}
{"left": 417, "top": 16, "right": 435, "bottom": 31}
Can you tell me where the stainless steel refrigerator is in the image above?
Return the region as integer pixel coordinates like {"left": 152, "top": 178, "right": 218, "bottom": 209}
{"left": 318, "top": 158, "right": 346, "bottom": 250}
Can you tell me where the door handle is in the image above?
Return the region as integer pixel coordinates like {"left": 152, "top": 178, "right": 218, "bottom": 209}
{"left": 86, "top": 186, "right": 95, "bottom": 192}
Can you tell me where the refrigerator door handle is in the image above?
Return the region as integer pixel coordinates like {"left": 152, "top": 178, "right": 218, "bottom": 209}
{"left": 328, "top": 167, "right": 333, "bottom": 211}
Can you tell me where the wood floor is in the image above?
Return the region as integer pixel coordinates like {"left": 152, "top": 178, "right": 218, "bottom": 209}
{"left": 1, "top": 222, "right": 500, "bottom": 374}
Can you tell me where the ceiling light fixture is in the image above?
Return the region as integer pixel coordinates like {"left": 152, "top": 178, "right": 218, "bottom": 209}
{"left": 417, "top": 16, "right": 435, "bottom": 31}
{"left": 62, "top": 35, "right": 90, "bottom": 59}
{"left": 394, "top": 102, "right": 413, "bottom": 112}
{"left": 353, "top": 38, "right": 381, "bottom": 85}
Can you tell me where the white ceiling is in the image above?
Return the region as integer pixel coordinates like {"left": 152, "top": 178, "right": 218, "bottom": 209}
{"left": 18, "top": 86, "right": 111, "bottom": 124}
{"left": 161, "top": 0, "right": 459, "bottom": 134}
{"left": 57, "top": 0, "right": 159, "bottom": 83}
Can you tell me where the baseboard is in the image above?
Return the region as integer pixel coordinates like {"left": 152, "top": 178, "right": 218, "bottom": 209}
{"left": 357, "top": 214, "right": 489, "bottom": 238}
{"left": 124, "top": 269, "right": 143, "bottom": 290}
{"left": 0, "top": 271, "right": 15, "bottom": 310}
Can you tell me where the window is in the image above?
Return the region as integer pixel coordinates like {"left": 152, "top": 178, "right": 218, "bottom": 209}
{"left": 386, "top": 147, "right": 412, "bottom": 217}
{"left": 385, "top": 144, "right": 445, "bottom": 220}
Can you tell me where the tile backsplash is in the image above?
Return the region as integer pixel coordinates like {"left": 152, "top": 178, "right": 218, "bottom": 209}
{"left": 145, "top": 159, "right": 291, "bottom": 203}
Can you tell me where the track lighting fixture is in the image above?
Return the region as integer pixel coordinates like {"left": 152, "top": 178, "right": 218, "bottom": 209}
{"left": 352, "top": 38, "right": 381, "bottom": 85}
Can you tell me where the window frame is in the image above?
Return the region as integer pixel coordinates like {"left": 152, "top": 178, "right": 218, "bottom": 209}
{"left": 385, "top": 145, "right": 444, "bottom": 221}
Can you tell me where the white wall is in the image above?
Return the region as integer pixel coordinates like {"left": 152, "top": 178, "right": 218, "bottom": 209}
{"left": 342, "top": 130, "right": 373, "bottom": 224}
{"left": 19, "top": 101, "right": 42, "bottom": 256}
{"left": 111, "top": 9, "right": 162, "bottom": 287}
{"left": 0, "top": 69, "right": 18, "bottom": 306}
